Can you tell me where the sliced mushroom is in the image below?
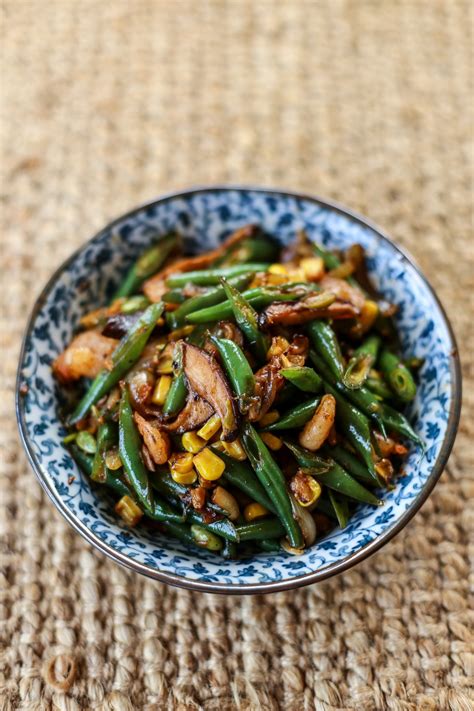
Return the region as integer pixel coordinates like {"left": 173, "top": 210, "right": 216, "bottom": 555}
{"left": 52, "top": 330, "right": 118, "bottom": 383}
{"left": 134, "top": 412, "right": 171, "bottom": 465}
{"left": 319, "top": 276, "right": 366, "bottom": 311}
{"left": 181, "top": 342, "right": 240, "bottom": 441}
{"left": 248, "top": 359, "right": 284, "bottom": 422}
{"left": 259, "top": 299, "right": 359, "bottom": 328}
{"left": 160, "top": 393, "right": 214, "bottom": 433}
{"left": 299, "top": 394, "right": 336, "bottom": 451}
{"left": 143, "top": 224, "right": 257, "bottom": 302}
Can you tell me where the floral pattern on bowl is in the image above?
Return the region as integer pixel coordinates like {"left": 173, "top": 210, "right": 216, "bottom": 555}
{"left": 16, "top": 187, "right": 461, "bottom": 593}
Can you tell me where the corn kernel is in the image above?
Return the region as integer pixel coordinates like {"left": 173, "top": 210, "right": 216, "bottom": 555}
{"left": 295, "top": 477, "right": 322, "bottom": 507}
{"left": 182, "top": 431, "right": 206, "bottom": 453}
{"left": 152, "top": 375, "right": 172, "bottom": 406}
{"left": 193, "top": 447, "right": 225, "bottom": 481}
{"left": 167, "top": 325, "right": 194, "bottom": 341}
{"left": 359, "top": 300, "right": 379, "bottom": 333}
{"left": 168, "top": 451, "right": 194, "bottom": 473}
{"left": 211, "top": 441, "right": 226, "bottom": 453}
{"left": 287, "top": 267, "right": 306, "bottom": 282}
{"left": 170, "top": 467, "right": 197, "bottom": 485}
{"left": 197, "top": 413, "right": 222, "bottom": 440}
{"left": 156, "top": 356, "right": 174, "bottom": 374}
{"left": 115, "top": 495, "right": 143, "bottom": 527}
{"left": 266, "top": 272, "right": 289, "bottom": 285}
{"left": 222, "top": 439, "right": 247, "bottom": 461}
{"left": 260, "top": 432, "right": 283, "bottom": 451}
{"left": 244, "top": 502, "right": 269, "bottom": 522}
{"left": 105, "top": 448, "right": 122, "bottom": 471}
{"left": 268, "top": 263, "right": 288, "bottom": 275}
{"left": 300, "top": 257, "right": 324, "bottom": 282}
{"left": 259, "top": 410, "right": 280, "bottom": 427}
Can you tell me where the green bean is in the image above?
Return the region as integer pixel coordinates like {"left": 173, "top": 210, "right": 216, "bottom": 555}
{"left": 69, "top": 302, "right": 164, "bottom": 424}
{"left": 276, "top": 382, "right": 299, "bottom": 406}
{"left": 222, "top": 235, "right": 280, "bottom": 265}
{"left": 91, "top": 422, "right": 117, "bottom": 482}
{"left": 328, "top": 490, "right": 350, "bottom": 528}
{"left": 162, "top": 289, "right": 187, "bottom": 304}
{"left": 280, "top": 366, "right": 322, "bottom": 393}
{"left": 221, "top": 540, "right": 238, "bottom": 559}
{"left": 71, "top": 444, "right": 183, "bottom": 521}
{"left": 76, "top": 431, "right": 97, "bottom": 454}
{"left": 379, "top": 349, "right": 417, "bottom": 402}
{"left": 236, "top": 518, "right": 285, "bottom": 541}
{"left": 322, "top": 444, "right": 374, "bottom": 484}
{"left": 315, "top": 495, "right": 338, "bottom": 519}
{"left": 313, "top": 355, "right": 421, "bottom": 444}
{"left": 114, "top": 233, "right": 177, "bottom": 299}
{"left": 186, "top": 287, "right": 302, "bottom": 324}
{"left": 162, "top": 372, "right": 187, "bottom": 417}
{"left": 323, "top": 381, "right": 377, "bottom": 481}
{"left": 242, "top": 424, "right": 303, "bottom": 549}
{"left": 312, "top": 241, "right": 342, "bottom": 271}
{"left": 185, "top": 510, "right": 239, "bottom": 542}
{"left": 307, "top": 321, "right": 344, "bottom": 380}
{"left": 366, "top": 374, "right": 393, "bottom": 400}
{"left": 150, "top": 471, "right": 240, "bottom": 542}
{"left": 210, "top": 336, "right": 255, "bottom": 409}
{"left": 162, "top": 324, "right": 208, "bottom": 417}
{"left": 221, "top": 278, "right": 269, "bottom": 361}
{"left": 216, "top": 449, "right": 276, "bottom": 513}
{"left": 118, "top": 388, "right": 154, "bottom": 513}
{"left": 73, "top": 445, "right": 129, "bottom": 498}
{"left": 376, "top": 401, "right": 423, "bottom": 446}
{"left": 343, "top": 335, "right": 381, "bottom": 389}
{"left": 264, "top": 397, "right": 321, "bottom": 431}
{"left": 284, "top": 441, "right": 381, "bottom": 505}
{"left": 166, "top": 273, "right": 251, "bottom": 329}
{"left": 69, "top": 444, "right": 95, "bottom": 477}
{"left": 166, "top": 263, "right": 270, "bottom": 287}
{"left": 314, "top": 462, "right": 381, "bottom": 505}
{"left": 159, "top": 520, "right": 197, "bottom": 547}
{"left": 190, "top": 525, "right": 223, "bottom": 551}
{"left": 282, "top": 441, "right": 331, "bottom": 473}
{"left": 309, "top": 353, "right": 387, "bottom": 436}
{"left": 256, "top": 539, "right": 282, "bottom": 553}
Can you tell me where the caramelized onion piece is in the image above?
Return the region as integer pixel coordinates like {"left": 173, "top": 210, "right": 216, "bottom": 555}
{"left": 52, "top": 330, "right": 118, "bottom": 383}
{"left": 319, "top": 276, "right": 366, "bottom": 311}
{"left": 299, "top": 394, "right": 336, "bottom": 451}
{"left": 134, "top": 412, "right": 171, "bottom": 465}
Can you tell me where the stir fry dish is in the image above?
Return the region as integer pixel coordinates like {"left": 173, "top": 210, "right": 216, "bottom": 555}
{"left": 54, "top": 225, "right": 423, "bottom": 557}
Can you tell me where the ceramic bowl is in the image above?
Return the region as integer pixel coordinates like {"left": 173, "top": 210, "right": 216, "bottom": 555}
{"left": 16, "top": 186, "right": 461, "bottom": 594}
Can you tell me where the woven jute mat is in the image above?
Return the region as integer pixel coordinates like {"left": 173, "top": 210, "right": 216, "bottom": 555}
{"left": 1, "top": 1, "right": 472, "bottom": 709}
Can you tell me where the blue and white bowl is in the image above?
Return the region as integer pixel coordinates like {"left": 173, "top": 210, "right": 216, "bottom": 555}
{"left": 16, "top": 187, "right": 461, "bottom": 594}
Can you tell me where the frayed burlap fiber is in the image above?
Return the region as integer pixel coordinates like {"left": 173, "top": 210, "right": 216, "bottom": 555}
{"left": 1, "top": 1, "right": 472, "bottom": 709}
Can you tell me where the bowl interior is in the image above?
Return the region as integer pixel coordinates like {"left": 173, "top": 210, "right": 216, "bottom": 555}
{"left": 17, "top": 188, "right": 458, "bottom": 591}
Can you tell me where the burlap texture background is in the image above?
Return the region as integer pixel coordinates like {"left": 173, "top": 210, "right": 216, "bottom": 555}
{"left": 1, "top": 1, "right": 472, "bottom": 709}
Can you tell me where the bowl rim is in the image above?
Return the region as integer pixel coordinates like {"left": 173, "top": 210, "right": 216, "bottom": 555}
{"left": 16, "top": 184, "right": 462, "bottom": 595}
